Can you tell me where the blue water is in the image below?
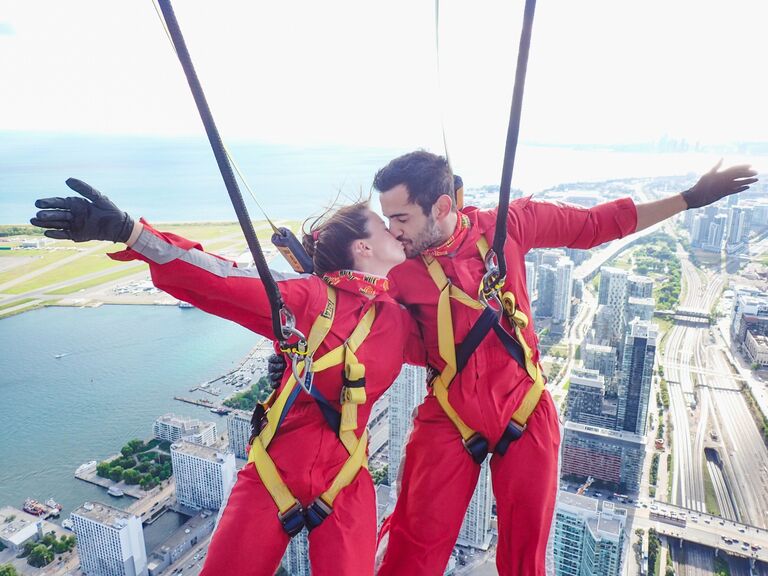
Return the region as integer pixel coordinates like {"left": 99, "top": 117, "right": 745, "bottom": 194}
{"left": 0, "top": 305, "right": 259, "bottom": 517}
{"left": 0, "top": 131, "right": 403, "bottom": 224}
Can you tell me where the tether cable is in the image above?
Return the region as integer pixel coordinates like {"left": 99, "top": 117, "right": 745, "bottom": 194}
{"left": 156, "top": 0, "right": 287, "bottom": 342}
{"left": 492, "top": 0, "right": 537, "bottom": 280}
{"left": 151, "top": 0, "right": 282, "bottom": 236}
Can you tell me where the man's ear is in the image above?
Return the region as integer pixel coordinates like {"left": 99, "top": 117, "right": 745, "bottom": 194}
{"left": 433, "top": 194, "right": 454, "bottom": 222}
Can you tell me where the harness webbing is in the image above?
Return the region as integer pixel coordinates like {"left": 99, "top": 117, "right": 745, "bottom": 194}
{"left": 249, "top": 287, "right": 375, "bottom": 523}
{"left": 156, "top": 0, "right": 286, "bottom": 342}
{"left": 422, "top": 235, "right": 545, "bottom": 450}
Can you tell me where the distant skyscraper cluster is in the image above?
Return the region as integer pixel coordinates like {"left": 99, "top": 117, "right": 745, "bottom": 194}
{"left": 528, "top": 249, "right": 576, "bottom": 335}
{"left": 684, "top": 194, "right": 768, "bottom": 254}
{"left": 558, "top": 262, "right": 658, "bottom": 494}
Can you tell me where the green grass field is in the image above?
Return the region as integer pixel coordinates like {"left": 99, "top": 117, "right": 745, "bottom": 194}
{"left": 0, "top": 221, "right": 301, "bottom": 307}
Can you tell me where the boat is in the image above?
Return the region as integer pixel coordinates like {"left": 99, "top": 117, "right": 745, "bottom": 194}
{"left": 209, "top": 406, "right": 231, "bottom": 415}
{"left": 178, "top": 300, "right": 195, "bottom": 309}
{"left": 46, "top": 498, "right": 63, "bottom": 512}
{"left": 23, "top": 498, "right": 54, "bottom": 517}
{"left": 54, "top": 353, "right": 68, "bottom": 359}
{"left": 76, "top": 460, "right": 97, "bottom": 474}
{"left": 61, "top": 518, "right": 74, "bottom": 531}
{"left": 107, "top": 486, "right": 124, "bottom": 497}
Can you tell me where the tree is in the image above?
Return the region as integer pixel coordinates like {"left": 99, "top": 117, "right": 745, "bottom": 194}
{"left": 108, "top": 466, "right": 124, "bottom": 482}
{"left": 0, "top": 564, "right": 19, "bottom": 576}
{"left": 123, "top": 469, "right": 142, "bottom": 485}
{"left": 96, "top": 461, "right": 112, "bottom": 478}
{"left": 27, "top": 544, "right": 53, "bottom": 568}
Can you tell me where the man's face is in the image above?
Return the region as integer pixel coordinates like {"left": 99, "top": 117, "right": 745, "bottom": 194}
{"left": 379, "top": 184, "right": 442, "bottom": 258}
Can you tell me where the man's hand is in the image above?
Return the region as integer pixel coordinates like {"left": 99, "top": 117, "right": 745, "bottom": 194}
{"left": 681, "top": 161, "right": 758, "bottom": 210}
{"left": 30, "top": 178, "right": 134, "bottom": 243}
{"left": 267, "top": 353, "right": 287, "bottom": 389}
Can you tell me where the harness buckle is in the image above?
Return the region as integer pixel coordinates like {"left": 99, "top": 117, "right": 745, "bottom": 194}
{"left": 478, "top": 250, "right": 505, "bottom": 308}
{"left": 278, "top": 307, "right": 313, "bottom": 388}
{"left": 305, "top": 497, "right": 333, "bottom": 531}
{"left": 278, "top": 501, "right": 306, "bottom": 537}
{"left": 462, "top": 433, "right": 489, "bottom": 464}
{"left": 494, "top": 420, "right": 527, "bottom": 457}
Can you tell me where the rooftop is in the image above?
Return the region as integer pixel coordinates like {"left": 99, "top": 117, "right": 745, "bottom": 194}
{"left": 72, "top": 501, "right": 136, "bottom": 529}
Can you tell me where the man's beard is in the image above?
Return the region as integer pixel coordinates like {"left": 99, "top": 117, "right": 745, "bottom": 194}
{"left": 403, "top": 215, "right": 444, "bottom": 258}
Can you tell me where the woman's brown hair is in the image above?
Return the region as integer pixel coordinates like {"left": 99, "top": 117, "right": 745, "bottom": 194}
{"left": 302, "top": 202, "right": 371, "bottom": 276}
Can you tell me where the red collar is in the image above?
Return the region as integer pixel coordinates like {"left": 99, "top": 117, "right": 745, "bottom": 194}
{"left": 421, "top": 212, "right": 471, "bottom": 258}
{"left": 322, "top": 270, "right": 390, "bottom": 297}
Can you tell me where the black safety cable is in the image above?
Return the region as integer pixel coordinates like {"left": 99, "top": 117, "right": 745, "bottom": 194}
{"left": 492, "top": 0, "right": 537, "bottom": 280}
{"left": 157, "top": 0, "right": 286, "bottom": 342}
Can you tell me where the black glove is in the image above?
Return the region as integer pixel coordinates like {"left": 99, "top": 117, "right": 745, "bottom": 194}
{"left": 266, "top": 353, "right": 287, "bottom": 390}
{"left": 681, "top": 161, "right": 758, "bottom": 210}
{"left": 30, "top": 178, "right": 134, "bottom": 243}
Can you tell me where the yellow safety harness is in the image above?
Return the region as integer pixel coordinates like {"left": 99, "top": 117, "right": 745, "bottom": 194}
{"left": 247, "top": 286, "right": 375, "bottom": 536}
{"left": 422, "top": 235, "right": 546, "bottom": 463}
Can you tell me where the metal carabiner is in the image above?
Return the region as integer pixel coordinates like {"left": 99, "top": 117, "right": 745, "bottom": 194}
{"left": 278, "top": 306, "right": 311, "bottom": 390}
{"left": 478, "top": 249, "right": 505, "bottom": 309}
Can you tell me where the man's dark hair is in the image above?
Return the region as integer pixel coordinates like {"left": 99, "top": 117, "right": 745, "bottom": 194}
{"left": 373, "top": 150, "right": 455, "bottom": 215}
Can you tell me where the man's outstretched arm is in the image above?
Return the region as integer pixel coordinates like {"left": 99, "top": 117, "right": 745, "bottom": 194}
{"left": 635, "top": 161, "right": 758, "bottom": 232}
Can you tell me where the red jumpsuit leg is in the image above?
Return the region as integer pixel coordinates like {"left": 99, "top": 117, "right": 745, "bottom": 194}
{"left": 490, "top": 391, "right": 560, "bottom": 576}
{"left": 378, "top": 397, "right": 481, "bottom": 576}
{"left": 200, "top": 463, "right": 290, "bottom": 576}
{"left": 308, "top": 469, "right": 378, "bottom": 576}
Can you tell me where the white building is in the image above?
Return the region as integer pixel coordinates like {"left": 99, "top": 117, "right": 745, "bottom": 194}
{"left": 627, "top": 275, "right": 653, "bottom": 299}
{"left": 388, "top": 365, "right": 426, "bottom": 487}
{"left": 170, "top": 441, "right": 236, "bottom": 510}
{"left": 0, "top": 507, "right": 43, "bottom": 552}
{"left": 227, "top": 410, "right": 253, "bottom": 459}
{"left": 368, "top": 388, "right": 390, "bottom": 461}
{"left": 597, "top": 267, "right": 627, "bottom": 346}
{"left": 72, "top": 501, "right": 147, "bottom": 576}
{"left": 553, "top": 256, "right": 574, "bottom": 327}
{"left": 553, "top": 493, "right": 626, "bottom": 576}
{"left": 457, "top": 457, "right": 494, "bottom": 550}
{"left": 153, "top": 414, "right": 217, "bottom": 447}
{"left": 525, "top": 260, "right": 537, "bottom": 301}
{"left": 282, "top": 529, "right": 311, "bottom": 576}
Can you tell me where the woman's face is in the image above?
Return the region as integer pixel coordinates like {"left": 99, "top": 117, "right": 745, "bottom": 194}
{"left": 362, "top": 210, "right": 406, "bottom": 273}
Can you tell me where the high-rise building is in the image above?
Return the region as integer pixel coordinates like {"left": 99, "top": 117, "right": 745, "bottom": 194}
{"left": 525, "top": 260, "right": 537, "bottom": 301}
{"left": 625, "top": 296, "right": 655, "bottom": 325}
{"left": 725, "top": 205, "right": 751, "bottom": 254}
{"left": 592, "top": 306, "right": 614, "bottom": 347}
{"left": 617, "top": 320, "right": 657, "bottom": 436}
{"left": 561, "top": 422, "right": 645, "bottom": 492}
{"left": 582, "top": 344, "right": 617, "bottom": 387}
{"left": 457, "top": 458, "right": 494, "bottom": 550}
{"left": 72, "top": 502, "right": 147, "bottom": 576}
{"left": 227, "top": 410, "right": 252, "bottom": 459}
{"left": 170, "top": 441, "right": 236, "bottom": 510}
{"left": 553, "top": 493, "right": 626, "bottom": 576}
{"left": 627, "top": 275, "right": 653, "bottom": 299}
{"left": 597, "top": 267, "right": 627, "bottom": 345}
{"left": 282, "top": 529, "right": 311, "bottom": 576}
{"left": 153, "top": 414, "right": 217, "bottom": 447}
{"left": 553, "top": 257, "right": 574, "bottom": 327}
{"left": 388, "top": 365, "right": 426, "bottom": 487}
{"left": 369, "top": 389, "right": 390, "bottom": 461}
{"left": 536, "top": 264, "right": 557, "bottom": 318}
{"left": 566, "top": 368, "right": 614, "bottom": 429}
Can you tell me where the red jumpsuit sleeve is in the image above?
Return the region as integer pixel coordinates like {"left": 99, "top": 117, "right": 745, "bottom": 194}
{"left": 108, "top": 219, "right": 312, "bottom": 337}
{"left": 506, "top": 196, "right": 638, "bottom": 253}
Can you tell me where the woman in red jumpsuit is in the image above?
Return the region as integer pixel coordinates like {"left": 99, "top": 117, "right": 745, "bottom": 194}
{"left": 30, "top": 180, "right": 424, "bottom": 576}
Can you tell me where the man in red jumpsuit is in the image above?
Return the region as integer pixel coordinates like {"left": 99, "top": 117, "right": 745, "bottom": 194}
{"left": 372, "top": 151, "right": 757, "bottom": 575}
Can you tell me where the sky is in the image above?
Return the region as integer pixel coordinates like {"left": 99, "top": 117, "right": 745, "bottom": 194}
{"left": 1, "top": 1, "right": 767, "bottom": 184}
